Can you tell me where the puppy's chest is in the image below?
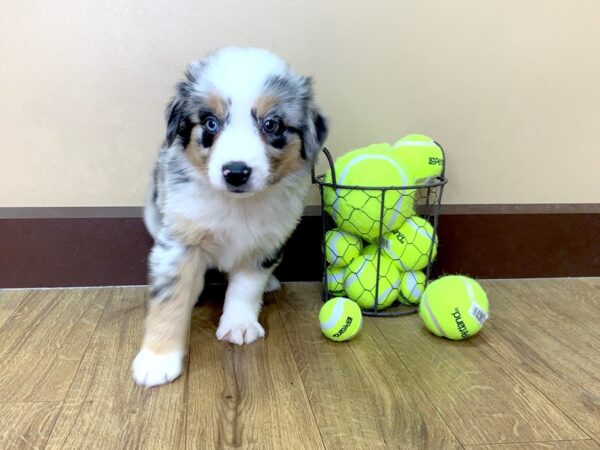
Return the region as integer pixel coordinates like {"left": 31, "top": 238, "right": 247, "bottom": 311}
{"left": 166, "top": 191, "right": 291, "bottom": 264}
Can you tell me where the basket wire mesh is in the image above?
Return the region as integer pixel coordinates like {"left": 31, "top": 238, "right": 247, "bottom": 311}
{"left": 311, "top": 145, "right": 447, "bottom": 317}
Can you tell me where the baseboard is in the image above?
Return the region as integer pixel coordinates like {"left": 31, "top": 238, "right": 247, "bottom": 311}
{"left": 0, "top": 205, "right": 598, "bottom": 288}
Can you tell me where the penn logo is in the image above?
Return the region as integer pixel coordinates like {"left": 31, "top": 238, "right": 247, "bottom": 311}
{"left": 333, "top": 316, "right": 353, "bottom": 338}
{"left": 429, "top": 157, "right": 443, "bottom": 166}
{"left": 452, "top": 308, "right": 469, "bottom": 339}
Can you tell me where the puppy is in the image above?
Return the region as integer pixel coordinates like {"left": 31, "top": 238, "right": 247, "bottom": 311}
{"left": 132, "top": 48, "right": 327, "bottom": 387}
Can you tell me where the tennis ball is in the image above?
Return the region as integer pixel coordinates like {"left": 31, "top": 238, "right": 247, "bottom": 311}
{"left": 361, "top": 244, "right": 379, "bottom": 256}
{"left": 323, "top": 144, "right": 416, "bottom": 242}
{"left": 383, "top": 216, "right": 438, "bottom": 271}
{"left": 398, "top": 271, "right": 426, "bottom": 305}
{"left": 344, "top": 254, "right": 400, "bottom": 310}
{"left": 319, "top": 297, "right": 363, "bottom": 342}
{"left": 325, "top": 229, "right": 362, "bottom": 267}
{"left": 325, "top": 265, "right": 346, "bottom": 297}
{"left": 419, "top": 275, "right": 489, "bottom": 340}
{"left": 392, "top": 134, "right": 444, "bottom": 181}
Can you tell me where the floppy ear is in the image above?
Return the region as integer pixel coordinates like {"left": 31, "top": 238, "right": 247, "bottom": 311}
{"left": 302, "top": 107, "right": 328, "bottom": 160}
{"left": 164, "top": 95, "right": 185, "bottom": 147}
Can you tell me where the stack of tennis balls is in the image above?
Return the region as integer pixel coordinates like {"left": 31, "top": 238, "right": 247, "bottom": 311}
{"left": 323, "top": 142, "right": 416, "bottom": 242}
{"left": 320, "top": 134, "right": 444, "bottom": 314}
{"left": 324, "top": 228, "right": 363, "bottom": 297}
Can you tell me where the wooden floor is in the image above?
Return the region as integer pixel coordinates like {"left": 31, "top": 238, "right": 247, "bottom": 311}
{"left": 0, "top": 279, "right": 599, "bottom": 450}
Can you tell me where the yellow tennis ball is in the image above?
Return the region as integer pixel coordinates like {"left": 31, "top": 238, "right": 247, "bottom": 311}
{"left": 319, "top": 297, "right": 363, "bottom": 342}
{"left": 325, "top": 265, "right": 346, "bottom": 297}
{"left": 398, "top": 271, "right": 426, "bottom": 305}
{"left": 392, "top": 134, "right": 444, "bottom": 181}
{"left": 323, "top": 144, "right": 415, "bottom": 242}
{"left": 383, "top": 216, "right": 438, "bottom": 271}
{"left": 324, "top": 229, "right": 362, "bottom": 267}
{"left": 344, "top": 254, "right": 400, "bottom": 310}
{"left": 419, "top": 275, "right": 489, "bottom": 340}
{"left": 361, "top": 244, "right": 379, "bottom": 256}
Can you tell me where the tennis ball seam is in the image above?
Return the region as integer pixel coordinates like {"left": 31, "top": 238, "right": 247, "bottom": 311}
{"left": 325, "top": 230, "right": 361, "bottom": 267}
{"left": 327, "top": 232, "right": 344, "bottom": 265}
{"left": 320, "top": 298, "right": 342, "bottom": 331}
{"left": 463, "top": 278, "right": 489, "bottom": 325}
{"left": 421, "top": 294, "right": 448, "bottom": 338}
{"left": 379, "top": 279, "right": 400, "bottom": 305}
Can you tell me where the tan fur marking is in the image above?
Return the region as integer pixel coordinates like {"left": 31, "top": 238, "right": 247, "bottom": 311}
{"left": 184, "top": 126, "right": 210, "bottom": 176}
{"left": 268, "top": 135, "right": 304, "bottom": 183}
{"left": 168, "top": 216, "right": 218, "bottom": 250}
{"left": 254, "top": 94, "right": 278, "bottom": 119}
{"left": 206, "top": 93, "right": 228, "bottom": 119}
{"left": 142, "top": 247, "right": 205, "bottom": 354}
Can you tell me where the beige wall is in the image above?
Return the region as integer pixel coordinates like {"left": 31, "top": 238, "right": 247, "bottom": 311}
{"left": 1, "top": 0, "right": 599, "bottom": 207}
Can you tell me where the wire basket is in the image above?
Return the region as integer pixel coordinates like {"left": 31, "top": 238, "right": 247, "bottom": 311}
{"left": 311, "top": 146, "right": 447, "bottom": 317}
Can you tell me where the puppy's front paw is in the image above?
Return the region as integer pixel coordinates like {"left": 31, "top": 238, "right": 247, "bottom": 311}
{"left": 131, "top": 349, "right": 183, "bottom": 387}
{"left": 216, "top": 312, "right": 265, "bottom": 345}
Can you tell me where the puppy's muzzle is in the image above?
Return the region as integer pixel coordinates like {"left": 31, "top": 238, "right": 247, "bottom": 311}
{"left": 222, "top": 161, "right": 252, "bottom": 189}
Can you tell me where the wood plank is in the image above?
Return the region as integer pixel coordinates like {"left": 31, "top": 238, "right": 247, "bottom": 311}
{"left": 465, "top": 440, "right": 600, "bottom": 449}
{"left": 374, "top": 280, "right": 587, "bottom": 446}
{"left": 0, "top": 289, "right": 27, "bottom": 328}
{"left": 0, "top": 288, "right": 109, "bottom": 402}
{"left": 186, "top": 291, "right": 325, "bottom": 450}
{"left": 277, "top": 283, "right": 463, "bottom": 450}
{"left": 0, "top": 402, "right": 62, "bottom": 449}
{"left": 46, "top": 287, "right": 187, "bottom": 450}
{"left": 481, "top": 279, "right": 600, "bottom": 443}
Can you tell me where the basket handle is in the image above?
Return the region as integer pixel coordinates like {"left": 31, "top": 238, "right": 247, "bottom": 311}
{"left": 311, "top": 147, "right": 337, "bottom": 185}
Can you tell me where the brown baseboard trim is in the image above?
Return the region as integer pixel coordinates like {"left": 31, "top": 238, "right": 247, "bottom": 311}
{"left": 440, "top": 203, "right": 600, "bottom": 215}
{"left": 0, "top": 207, "right": 143, "bottom": 219}
{"left": 0, "top": 205, "right": 598, "bottom": 288}
{"left": 2, "top": 203, "right": 597, "bottom": 219}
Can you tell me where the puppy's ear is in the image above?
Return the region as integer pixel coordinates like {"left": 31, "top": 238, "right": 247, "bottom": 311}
{"left": 164, "top": 94, "right": 185, "bottom": 147}
{"left": 302, "top": 107, "right": 328, "bottom": 160}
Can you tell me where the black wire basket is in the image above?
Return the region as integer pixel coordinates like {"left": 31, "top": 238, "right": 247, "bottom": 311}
{"left": 311, "top": 145, "right": 447, "bottom": 317}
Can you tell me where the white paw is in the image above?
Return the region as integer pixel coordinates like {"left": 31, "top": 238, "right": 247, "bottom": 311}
{"left": 216, "top": 312, "right": 265, "bottom": 345}
{"left": 131, "top": 349, "right": 183, "bottom": 387}
{"left": 264, "top": 275, "right": 281, "bottom": 293}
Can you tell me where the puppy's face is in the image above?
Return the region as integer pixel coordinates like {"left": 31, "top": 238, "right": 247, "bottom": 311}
{"left": 165, "top": 48, "right": 328, "bottom": 195}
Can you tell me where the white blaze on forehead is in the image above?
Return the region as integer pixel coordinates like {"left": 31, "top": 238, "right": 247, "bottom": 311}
{"left": 203, "top": 47, "right": 291, "bottom": 113}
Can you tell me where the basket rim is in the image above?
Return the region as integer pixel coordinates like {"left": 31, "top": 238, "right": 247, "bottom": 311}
{"left": 312, "top": 173, "right": 448, "bottom": 190}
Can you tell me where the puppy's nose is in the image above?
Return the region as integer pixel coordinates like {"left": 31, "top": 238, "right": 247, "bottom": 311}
{"left": 222, "top": 161, "right": 252, "bottom": 187}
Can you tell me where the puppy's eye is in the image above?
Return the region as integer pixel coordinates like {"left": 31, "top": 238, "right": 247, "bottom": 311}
{"left": 262, "top": 118, "right": 283, "bottom": 135}
{"left": 202, "top": 115, "right": 220, "bottom": 134}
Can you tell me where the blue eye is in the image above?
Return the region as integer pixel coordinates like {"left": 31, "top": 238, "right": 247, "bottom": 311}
{"left": 202, "top": 116, "right": 220, "bottom": 134}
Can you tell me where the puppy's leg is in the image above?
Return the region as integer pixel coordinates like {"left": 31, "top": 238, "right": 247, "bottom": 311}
{"left": 264, "top": 274, "right": 281, "bottom": 293}
{"left": 216, "top": 268, "right": 271, "bottom": 345}
{"left": 132, "top": 236, "right": 205, "bottom": 387}
{"left": 143, "top": 164, "right": 161, "bottom": 239}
